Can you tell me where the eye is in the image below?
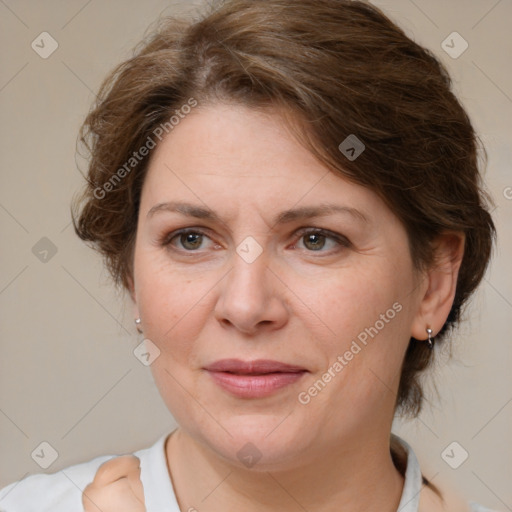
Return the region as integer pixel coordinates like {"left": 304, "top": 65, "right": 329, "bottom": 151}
{"left": 293, "top": 228, "right": 350, "bottom": 253}
{"left": 162, "top": 228, "right": 216, "bottom": 251}
{"left": 159, "top": 227, "right": 350, "bottom": 254}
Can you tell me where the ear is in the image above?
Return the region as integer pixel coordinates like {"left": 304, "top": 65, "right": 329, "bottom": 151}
{"left": 411, "top": 232, "right": 465, "bottom": 340}
{"left": 126, "top": 274, "right": 140, "bottom": 318}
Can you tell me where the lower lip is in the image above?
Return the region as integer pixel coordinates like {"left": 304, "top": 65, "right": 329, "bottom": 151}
{"left": 206, "top": 370, "right": 306, "bottom": 398}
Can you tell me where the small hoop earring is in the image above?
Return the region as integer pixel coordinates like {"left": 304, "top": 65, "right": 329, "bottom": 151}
{"left": 426, "top": 327, "right": 434, "bottom": 349}
{"left": 135, "top": 318, "right": 143, "bottom": 334}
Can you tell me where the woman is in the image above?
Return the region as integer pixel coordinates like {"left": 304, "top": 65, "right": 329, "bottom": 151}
{"left": 0, "top": 0, "right": 497, "bottom": 510}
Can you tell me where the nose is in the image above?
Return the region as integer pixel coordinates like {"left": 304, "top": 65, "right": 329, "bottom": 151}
{"left": 213, "top": 245, "right": 290, "bottom": 335}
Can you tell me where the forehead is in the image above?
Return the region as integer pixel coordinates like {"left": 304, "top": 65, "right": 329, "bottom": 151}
{"left": 140, "top": 104, "right": 387, "bottom": 223}
{"left": 147, "top": 104, "right": 325, "bottom": 177}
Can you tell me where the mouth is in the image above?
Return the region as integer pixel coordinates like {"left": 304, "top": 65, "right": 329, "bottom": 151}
{"left": 203, "top": 359, "right": 308, "bottom": 398}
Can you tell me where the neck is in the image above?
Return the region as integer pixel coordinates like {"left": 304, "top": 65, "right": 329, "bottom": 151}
{"left": 165, "top": 428, "right": 405, "bottom": 512}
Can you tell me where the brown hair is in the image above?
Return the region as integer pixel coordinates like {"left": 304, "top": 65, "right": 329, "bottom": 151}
{"left": 72, "top": 0, "right": 496, "bottom": 417}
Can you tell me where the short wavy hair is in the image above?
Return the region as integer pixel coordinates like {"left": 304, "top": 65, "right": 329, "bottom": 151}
{"left": 72, "top": 0, "right": 496, "bottom": 417}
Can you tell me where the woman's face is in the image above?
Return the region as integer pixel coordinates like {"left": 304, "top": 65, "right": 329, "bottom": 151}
{"left": 132, "top": 104, "right": 427, "bottom": 469}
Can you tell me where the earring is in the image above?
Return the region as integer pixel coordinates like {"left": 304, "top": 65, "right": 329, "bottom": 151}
{"left": 426, "top": 327, "right": 434, "bottom": 349}
{"left": 135, "top": 318, "right": 143, "bottom": 334}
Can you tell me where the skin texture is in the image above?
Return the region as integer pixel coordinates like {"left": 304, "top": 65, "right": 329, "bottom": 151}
{"left": 84, "top": 104, "right": 465, "bottom": 511}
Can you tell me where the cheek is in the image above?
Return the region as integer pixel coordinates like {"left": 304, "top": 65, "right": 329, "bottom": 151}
{"left": 134, "top": 252, "right": 209, "bottom": 359}
{"left": 306, "top": 266, "right": 393, "bottom": 344}
{"left": 136, "top": 260, "right": 209, "bottom": 423}
{"left": 301, "top": 265, "right": 411, "bottom": 394}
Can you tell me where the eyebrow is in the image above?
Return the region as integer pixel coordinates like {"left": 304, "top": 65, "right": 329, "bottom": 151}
{"left": 146, "top": 200, "right": 369, "bottom": 225}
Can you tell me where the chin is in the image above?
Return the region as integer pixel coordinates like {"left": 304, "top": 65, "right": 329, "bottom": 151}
{"left": 195, "top": 413, "right": 315, "bottom": 471}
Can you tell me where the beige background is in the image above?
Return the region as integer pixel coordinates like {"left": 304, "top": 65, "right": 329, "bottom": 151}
{"left": 0, "top": 0, "right": 511, "bottom": 509}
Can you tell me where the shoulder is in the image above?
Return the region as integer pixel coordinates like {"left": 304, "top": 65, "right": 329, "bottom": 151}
{"left": 392, "top": 434, "right": 498, "bottom": 512}
{"left": 467, "top": 502, "right": 501, "bottom": 512}
{"left": 420, "top": 485, "right": 499, "bottom": 512}
{"left": 419, "top": 483, "right": 470, "bottom": 512}
{"left": 0, "top": 453, "right": 114, "bottom": 512}
{"left": 0, "top": 436, "right": 165, "bottom": 512}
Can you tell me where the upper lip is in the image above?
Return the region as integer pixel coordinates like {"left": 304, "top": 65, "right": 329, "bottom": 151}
{"left": 204, "top": 359, "right": 307, "bottom": 374}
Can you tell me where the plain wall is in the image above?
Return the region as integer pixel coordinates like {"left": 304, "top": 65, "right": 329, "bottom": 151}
{"left": 0, "top": 0, "right": 511, "bottom": 509}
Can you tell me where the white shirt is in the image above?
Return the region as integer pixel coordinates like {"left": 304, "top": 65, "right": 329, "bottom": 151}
{"left": 0, "top": 433, "right": 495, "bottom": 511}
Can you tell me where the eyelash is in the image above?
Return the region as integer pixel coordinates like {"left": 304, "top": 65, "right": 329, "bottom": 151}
{"left": 159, "top": 227, "right": 351, "bottom": 255}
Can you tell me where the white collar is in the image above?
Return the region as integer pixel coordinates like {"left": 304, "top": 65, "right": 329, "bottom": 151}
{"left": 138, "top": 432, "right": 424, "bottom": 512}
{"left": 393, "top": 434, "right": 423, "bottom": 511}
